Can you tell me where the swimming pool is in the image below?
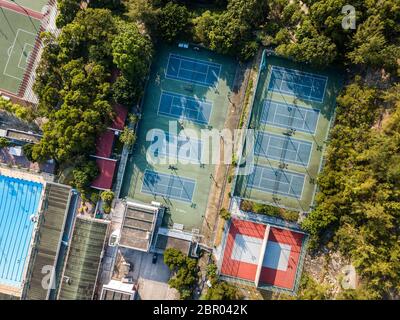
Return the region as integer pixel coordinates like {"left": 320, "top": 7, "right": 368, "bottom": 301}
{"left": 0, "top": 175, "right": 43, "bottom": 288}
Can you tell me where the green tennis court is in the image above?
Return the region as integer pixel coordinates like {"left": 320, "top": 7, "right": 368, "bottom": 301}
{"left": 234, "top": 51, "right": 343, "bottom": 213}
{"left": 0, "top": 6, "right": 41, "bottom": 94}
{"left": 121, "top": 44, "right": 237, "bottom": 231}
{"left": 255, "top": 132, "right": 313, "bottom": 167}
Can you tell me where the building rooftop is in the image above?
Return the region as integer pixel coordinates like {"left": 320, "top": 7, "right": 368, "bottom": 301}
{"left": 95, "top": 129, "right": 115, "bottom": 158}
{"left": 0, "top": 110, "right": 40, "bottom": 135}
{"left": 100, "top": 279, "right": 136, "bottom": 300}
{"left": 58, "top": 217, "right": 109, "bottom": 300}
{"left": 23, "top": 183, "right": 71, "bottom": 300}
{"left": 110, "top": 104, "right": 128, "bottom": 131}
{"left": 119, "top": 202, "right": 158, "bottom": 252}
{"left": 154, "top": 228, "right": 193, "bottom": 256}
{"left": 90, "top": 157, "right": 117, "bottom": 190}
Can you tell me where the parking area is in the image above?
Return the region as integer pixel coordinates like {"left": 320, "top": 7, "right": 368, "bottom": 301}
{"left": 119, "top": 248, "right": 178, "bottom": 300}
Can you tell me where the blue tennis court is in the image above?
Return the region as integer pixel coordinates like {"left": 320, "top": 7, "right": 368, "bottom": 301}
{"left": 255, "top": 132, "right": 312, "bottom": 167}
{"left": 166, "top": 54, "right": 221, "bottom": 87}
{"left": 0, "top": 175, "right": 43, "bottom": 287}
{"left": 158, "top": 91, "right": 213, "bottom": 124}
{"left": 150, "top": 129, "right": 203, "bottom": 163}
{"left": 246, "top": 165, "right": 305, "bottom": 199}
{"left": 268, "top": 66, "right": 327, "bottom": 103}
{"left": 261, "top": 99, "right": 320, "bottom": 134}
{"left": 141, "top": 170, "right": 196, "bottom": 203}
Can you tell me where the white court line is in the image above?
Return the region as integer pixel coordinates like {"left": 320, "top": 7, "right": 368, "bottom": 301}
{"left": 179, "top": 65, "right": 208, "bottom": 76}
{"left": 248, "top": 165, "right": 305, "bottom": 199}
{"left": 157, "top": 90, "right": 212, "bottom": 125}
{"left": 279, "top": 79, "right": 325, "bottom": 103}
{"left": 141, "top": 169, "right": 196, "bottom": 203}
{"left": 171, "top": 53, "right": 222, "bottom": 69}
{"left": 177, "top": 69, "right": 208, "bottom": 85}
{"left": 272, "top": 65, "right": 328, "bottom": 81}
{"left": 271, "top": 66, "right": 327, "bottom": 102}
{"left": 17, "top": 43, "right": 34, "bottom": 70}
{"left": 149, "top": 128, "right": 203, "bottom": 163}
{"left": 262, "top": 100, "right": 320, "bottom": 134}
{"left": 3, "top": 28, "right": 37, "bottom": 81}
{"left": 165, "top": 53, "right": 222, "bottom": 87}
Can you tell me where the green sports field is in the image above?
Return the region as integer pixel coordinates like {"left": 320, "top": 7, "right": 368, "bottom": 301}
{"left": 0, "top": 6, "right": 41, "bottom": 94}
{"left": 120, "top": 44, "right": 237, "bottom": 231}
{"left": 12, "top": 0, "right": 49, "bottom": 13}
{"left": 233, "top": 52, "right": 343, "bottom": 213}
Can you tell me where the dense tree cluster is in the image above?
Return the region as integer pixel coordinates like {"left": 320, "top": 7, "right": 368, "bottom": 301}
{"left": 33, "top": 8, "right": 152, "bottom": 165}
{"left": 302, "top": 82, "right": 400, "bottom": 298}
{"left": 125, "top": 0, "right": 267, "bottom": 60}
{"left": 203, "top": 262, "right": 239, "bottom": 300}
{"left": 56, "top": 0, "right": 125, "bottom": 28}
{"left": 0, "top": 97, "right": 36, "bottom": 122}
{"left": 124, "top": 0, "right": 400, "bottom": 65}
{"left": 163, "top": 248, "right": 199, "bottom": 300}
{"left": 194, "top": 0, "right": 268, "bottom": 60}
{"left": 71, "top": 160, "right": 99, "bottom": 194}
{"left": 264, "top": 0, "right": 400, "bottom": 69}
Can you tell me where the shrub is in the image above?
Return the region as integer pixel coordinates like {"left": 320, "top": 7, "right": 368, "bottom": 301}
{"left": 0, "top": 137, "right": 11, "bottom": 148}
{"left": 112, "top": 75, "right": 142, "bottom": 106}
{"left": 90, "top": 192, "right": 100, "bottom": 203}
{"left": 22, "top": 143, "right": 35, "bottom": 162}
{"left": 205, "top": 280, "right": 240, "bottom": 300}
{"left": 240, "top": 200, "right": 254, "bottom": 212}
{"left": 206, "top": 263, "right": 218, "bottom": 280}
{"left": 219, "top": 208, "right": 231, "bottom": 220}
{"left": 119, "top": 126, "right": 136, "bottom": 146}
{"left": 102, "top": 203, "right": 112, "bottom": 214}
{"left": 72, "top": 160, "right": 99, "bottom": 194}
{"left": 164, "top": 248, "right": 199, "bottom": 300}
{"left": 101, "top": 190, "right": 114, "bottom": 203}
{"left": 158, "top": 2, "right": 190, "bottom": 43}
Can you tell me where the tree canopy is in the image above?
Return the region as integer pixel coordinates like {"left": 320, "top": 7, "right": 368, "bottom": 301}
{"left": 111, "top": 21, "right": 153, "bottom": 79}
{"left": 163, "top": 248, "right": 199, "bottom": 300}
{"left": 302, "top": 82, "right": 400, "bottom": 298}
{"left": 33, "top": 8, "right": 152, "bottom": 165}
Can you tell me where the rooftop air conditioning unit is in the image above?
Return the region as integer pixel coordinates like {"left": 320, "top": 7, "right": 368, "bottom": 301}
{"left": 151, "top": 201, "right": 161, "bottom": 207}
{"left": 173, "top": 223, "right": 184, "bottom": 231}
{"left": 64, "top": 276, "right": 72, "bottom": 285}
{"left": 121, "top": 277, "right": 134, "bottom": 284}
{"left": 109, "top": 229, "right": 120, "bottom": 247}
{"left": 9, "top": 146, "right": 22, "bottom": 156}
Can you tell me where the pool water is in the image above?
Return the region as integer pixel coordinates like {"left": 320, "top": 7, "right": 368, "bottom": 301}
{"left": 0, "top": 175, "right": 43, "bottom": 287}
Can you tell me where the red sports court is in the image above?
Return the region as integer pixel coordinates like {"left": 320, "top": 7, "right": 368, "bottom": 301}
{"left": 220, "top": 218, "right": 306, "bottom": 292}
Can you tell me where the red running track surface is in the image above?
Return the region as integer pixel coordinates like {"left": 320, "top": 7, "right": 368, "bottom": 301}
{"left": 0, "top": 0, "right": 44, "bottom": 20}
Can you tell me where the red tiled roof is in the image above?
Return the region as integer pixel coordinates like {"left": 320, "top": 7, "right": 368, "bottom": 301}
{"left": 111, "top": 104, "right": 128, "bottom": 131}
{"left": 95, "top": 129, "right": 115, "bottom": 158}
{"left": 91, "top": 158, "right": 117, "bottom": 190}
